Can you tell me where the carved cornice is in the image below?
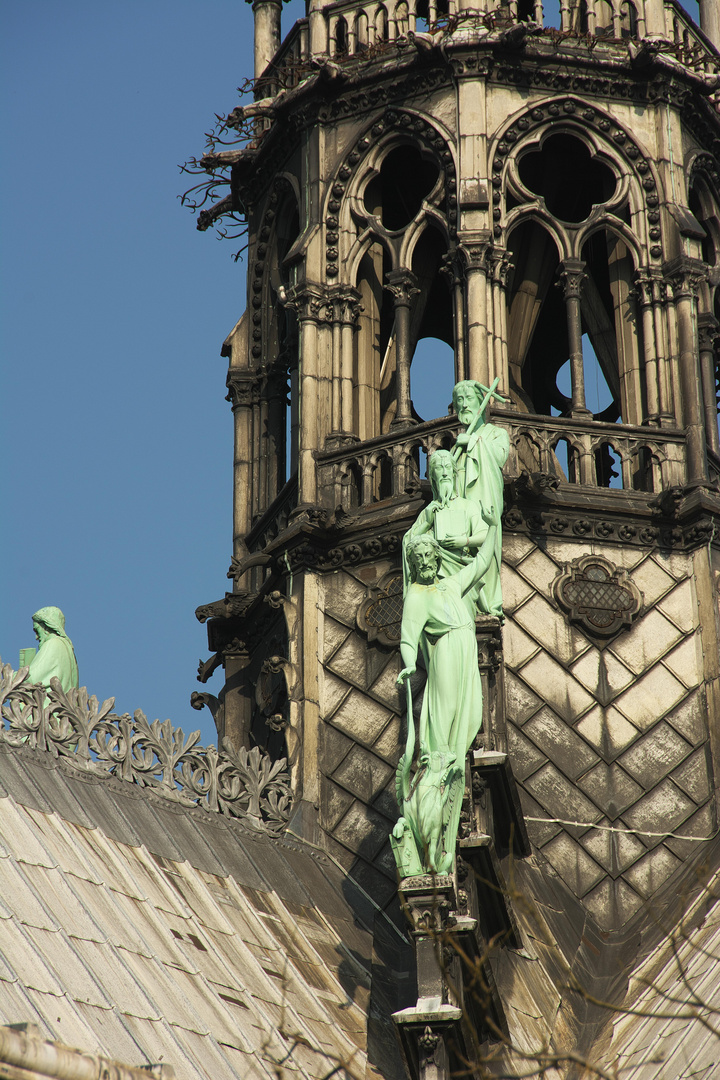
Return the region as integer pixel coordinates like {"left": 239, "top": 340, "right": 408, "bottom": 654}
{"left": 503, "top": 487, "right": 720, "bottom": 552}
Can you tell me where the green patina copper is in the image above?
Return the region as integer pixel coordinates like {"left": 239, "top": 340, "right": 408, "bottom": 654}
{"left": 392, "top": 520, "right": 497, "bottom": 877}
{"left": 392, "top": 378, "right": 508, "bottom": 878}
{"left": 451, "top": 378, "right": 510, "bottom": 619}
{"left": 23, "top": 607, "right": 79, "bottom": 692}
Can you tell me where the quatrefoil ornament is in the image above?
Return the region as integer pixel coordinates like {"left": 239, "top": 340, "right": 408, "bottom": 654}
{"left": 553, "top": 555, "right": 643, "bottom": 639}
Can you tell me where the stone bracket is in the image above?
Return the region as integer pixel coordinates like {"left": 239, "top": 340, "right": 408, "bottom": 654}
{"left": 457, "top": 834, "right": 523, "bottom": 949}
{"left": 469, "top": 750, "right": 531, "bottom": 857}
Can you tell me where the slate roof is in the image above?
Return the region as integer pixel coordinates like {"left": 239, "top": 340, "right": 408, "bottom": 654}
{"left": 604, "top": 867, "right": 720, "bottom": 1079}
{"left": 0, "top": 740, "right": 406, "bottom": 1080}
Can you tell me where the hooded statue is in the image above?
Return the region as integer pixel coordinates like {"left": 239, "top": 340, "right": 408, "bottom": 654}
{"left": 26, "top": 607, "right": 79, "bottom": 692}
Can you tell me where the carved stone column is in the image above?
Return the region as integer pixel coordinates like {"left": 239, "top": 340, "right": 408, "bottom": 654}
{"left": 636, "top": 271, "right": 660, "bottom": 424}
{"left": 489, "top": 247, "right": 512, "bottom": 392}
{"left": 665, "top": 257, "right": 709, "bottom": 486}
{"left": 440, "top": 251, "right": 467, "bottom": 383}
{"left": 329, "top": 288, "right": 362, "bottom": 439}
{"left": 385, "top": 269, "right": 420, "bottom": 429}
{"left": 557, "top": 260, "right": 591, "bottom": 418}
{"left": 251, "top": 0, "right": 283, "bottom": 82}
{"left": 286, "top": 286, "right": 332, "bottom": 503}
{"left": 458, "top": 237, "right": 491, "bottom": 385}
{"left": 698, "top": 313, "right": 720, "bottom": 460}
{"left": 226, "top": 371, "right": 261, "bottom": 567}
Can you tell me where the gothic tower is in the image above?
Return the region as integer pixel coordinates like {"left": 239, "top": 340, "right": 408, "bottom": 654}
{"left": 193, "top": 1, "right": 720, "bottom": 1073}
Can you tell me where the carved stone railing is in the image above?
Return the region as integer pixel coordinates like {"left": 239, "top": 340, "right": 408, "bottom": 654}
{"left": 0, "top": 661, "right": 291, "bottom": 834}
{"left": 246, "top": 474, "right": 299, "bottom": 555}
{"left": 314, "top": 410, "right": 688, "bottom": 509}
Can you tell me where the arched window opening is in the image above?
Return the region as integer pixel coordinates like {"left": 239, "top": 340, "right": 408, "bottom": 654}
{"left": 356, "top": 244, "right": 399, "bottom": 437}
{"left": 375, "top": 5, "right": 388, "bottom": 40}
{"left": 553, "top": 437, "right": 577, "bottom": 483}
{"left": 581, "top": 229, "right": 640, "bottom": 425}
{"left": 577, "top": 0, "right": 589, "bottom": 34}
{"left": 507, "top": 220, "right": 567, "bottom": 415}
{"left": 416, "top": 0, "right": 430, "bottom": 31}
{"left": 518, "top": 0, "right": 536, "bottom": 21}
{"left": 582, "top": 333, "right": 617, "bottom": 420}
{"left": 620, "top": 1, "right": 638, "bottom": 39}
{"left": 355, "top": 11, "right": 369, "bottom": 50}
{"left": 334, "top": 16, "right": 348, "bottom": 54}
{"left": 269, "top": 194, "right": 300, "bottom": 486}
{"left": 632, "top": 446, "right": 656, "bottom": 492}
{"left": 411, "top": 338, "right": 454, "bottom": 423}
{"left": 395, "top": 1, "right": 409, "bottom": 38}
{"left": 518, "top": 134, "right": 616, "bottom": 223}
{"left": 378, "top": 453, "right": 393, "bottom": 501}
{"left": 364, "top": 144, "right": 440, "bottom": 231}
{"left": 595, "top": 441, "right": 622, "bottom": 488}
{"left": 409, "top": 227, "right": 454, "bottom": 421}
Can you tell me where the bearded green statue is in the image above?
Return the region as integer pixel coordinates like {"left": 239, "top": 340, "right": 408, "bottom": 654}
{"left": 22, "top": 607, "right": 79, "bottom": 692}
{"left": 391, "top": 519, "right": 497, "bottom": 878}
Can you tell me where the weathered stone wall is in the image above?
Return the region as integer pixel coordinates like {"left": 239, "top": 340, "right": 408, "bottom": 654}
{"left": 318, "top": 564, "right": 404, "bottom": 908}
{"left": 311, "top": 540, "right": 719, "bottom": 931}
{"left": 503, "top": 533, "right": 717, "bottom": 930}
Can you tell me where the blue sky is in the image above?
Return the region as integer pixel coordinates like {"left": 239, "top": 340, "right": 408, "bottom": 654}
{"left": 1, "top": 1, "right": 702, "bottom": 748}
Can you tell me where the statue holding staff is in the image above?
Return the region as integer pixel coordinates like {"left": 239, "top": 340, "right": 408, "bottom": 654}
{"left": 391, "top": 513, "right": 498, "bottom": 878}
{"left": 451, "top": 378, "right": 510, "bottom": 619}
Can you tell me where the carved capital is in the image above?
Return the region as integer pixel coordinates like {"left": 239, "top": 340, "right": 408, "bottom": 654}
{"left": 330, "top": 287, "right": 363, "bottom": 325}
{"left": 698, "top": 313, "right": 720, "bottom": 354}
{"left": 557, "top": 259, "right": 587, "bottom": 299}
{"left": 226, "top": 371, "right": 261, "bottom": 407}
{"left": 384, "top": 269, "right": 420, "bottom": 307}
{"left": 663, "top": 256, "right": 707, "bottom": 300}
{"left": 285, "top": 286, "right": 333, "bottom": 323}
{"left": 489, "top": 247, "right": 513, "bottom": 286}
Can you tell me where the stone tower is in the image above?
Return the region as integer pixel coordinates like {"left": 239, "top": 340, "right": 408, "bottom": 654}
{"left": 194, "top": 0, "right": 720, "bottom": 1073}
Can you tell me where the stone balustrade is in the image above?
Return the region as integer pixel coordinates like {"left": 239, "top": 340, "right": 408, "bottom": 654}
{"left": 313, "top": 410, "right": 688, "bottom": 510}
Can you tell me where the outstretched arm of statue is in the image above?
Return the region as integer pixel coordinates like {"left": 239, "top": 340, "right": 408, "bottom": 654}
{"left": 397, "top": 641, "right": 418, "bottom": 685}
{"left": 456, "top": 524, "right": 498, "bottom": 597}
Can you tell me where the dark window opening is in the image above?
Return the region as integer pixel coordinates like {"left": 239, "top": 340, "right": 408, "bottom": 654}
{"left": 518, "top": 0, "right": 535, "bottom": 21}
{"left": 335, "top": 16, "right": 348, "bottom": 53}
{"left": 518, "top": 133, "right": 616, "bottom": 223}
{"left": 364, "top": 145, "right": 440, "bottom": 231}
{"left": 595, "top": 441, "right": 622, "bottom": 488}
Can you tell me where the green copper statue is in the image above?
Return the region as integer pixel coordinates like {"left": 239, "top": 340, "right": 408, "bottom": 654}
{"left": 402, "top": 449, "right": 490, "bottom": 614}
{"left": 22, "top": 607, "right": 79, "bottom": 692}
{"left": 391, "top": 520, "right": 497, "bottom": 878}
{"left": 451, "top": 379, "right": 509, "bottom": 619}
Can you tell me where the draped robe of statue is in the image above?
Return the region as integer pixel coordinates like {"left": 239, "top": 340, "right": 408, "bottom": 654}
{"left": 27, "top": 607, "right": 79, "bottom": 692}
{"left": 452, "top": 417, "right": 509, "bottom": 619}
{"left": 392, "top": 530, "right": 496, "bottom": 877}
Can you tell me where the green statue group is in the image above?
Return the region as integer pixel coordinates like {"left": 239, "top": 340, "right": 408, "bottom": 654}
{"left": 391, "top": 379, "right": 509, "bottom": 879}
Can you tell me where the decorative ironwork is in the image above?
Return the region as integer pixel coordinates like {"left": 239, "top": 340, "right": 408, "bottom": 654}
{"left": 357, "top": 573, "right": 404, "bottom": 646}
{"left": 0, "top": 661, "right": 291, "bottom": 833}
{"left": 553, "top": 555, "right": 643, "bottom": 638}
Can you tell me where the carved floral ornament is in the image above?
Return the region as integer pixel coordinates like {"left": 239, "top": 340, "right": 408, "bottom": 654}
{"left": 552, "top": 555, "right": 643, "bottom": 639}
{"left": 0, "top": 661, "right": 291, "bottom": 833}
